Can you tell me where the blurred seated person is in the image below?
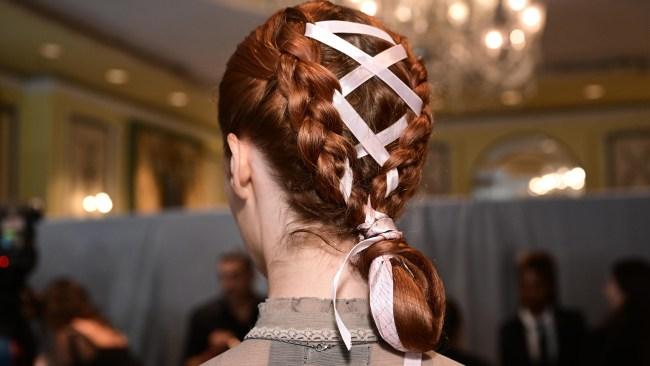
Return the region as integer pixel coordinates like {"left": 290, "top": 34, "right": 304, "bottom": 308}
{"left": 499, "top": 251, "right": 586, "bottom": 366}
{"left": 583, "top": 257, "right": 650, "bottom": 366}
{"left": 41, "top": 278, "right": 140, "bottom": 366}
{"left": 440, "top": 300, "right": 491, "bottom": 366}
{"left": 181, "top": 252, "right": 262, "bottom": 366}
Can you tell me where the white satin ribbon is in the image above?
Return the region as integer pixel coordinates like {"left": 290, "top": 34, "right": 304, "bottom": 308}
{"left": 311, "top": 20, "right": 396, "bottom": 44}
{"left": 330, "top": 204, "right": 422, "bottom": 364}
{"left": 331, "top": 205, "right": 403, "bottom": 350}
{"left": 305, "top": 23, "right": 422, "bottom": 114}
{"left": 369, "top": 254, "right": 406, "bottom": 351}
{"left": 305, "top": 21, "right": 420, "bottom": 199}
{"left": 305, "top": 20, "right": 424, "bottom": 365}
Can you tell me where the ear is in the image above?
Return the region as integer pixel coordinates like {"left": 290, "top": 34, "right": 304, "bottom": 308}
{"left": 226, "top": 133, "right": 253, "bottom": 200}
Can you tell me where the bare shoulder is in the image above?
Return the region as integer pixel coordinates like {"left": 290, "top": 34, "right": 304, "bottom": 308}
{"left": 201, "top": 339, "right": 271, "bottom": 366}
{"left": 423, "top": 352, "right": 464, "bottom": 366}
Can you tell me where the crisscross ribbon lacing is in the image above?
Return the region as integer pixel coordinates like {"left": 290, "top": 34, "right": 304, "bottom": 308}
{"left": 304, "top": 20, "right": 423, "bottom": 366}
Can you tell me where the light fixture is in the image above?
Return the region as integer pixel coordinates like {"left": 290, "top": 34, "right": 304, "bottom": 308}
{"left": 105, "top": 68, "right": 129, "bottom": 85}
{"left": 484, "top": 30, "right": 504, "bottom": 50}
{"left": 507, "top": 0, "right": 529, "bottom": 12}
{"left": 82, "top": 192, "right": 113, "bottom": 214}
{"left": 359, "top": 0, "right": 378, "bottom": 15}
{"left": 448, "top": 1, "right": 470, "bottom": 26}
{"left": 583, "top": 84, "right": 606, "bottom": 100}
{"left": 521, "top": 4, "right": 545, "bottom": 32}
{"left": 509, "top": 29, "right": 526, "bottom": 50}
{"left": 528, "top": 167, "right": 586, "bottom": 196}
{"left": 82, "top": 195, "right": 97, "bottom": 213}
{"left": 394, "top": 5, "right": 412, "bottom": 22}
{"left": 95, "top": 192, "right": 113, "bottom": 214}
{"left": 39, "top": 43, "right": 62, "bottom": 60}
{"left": 237, "top": 0, "right": 548, "bottom": 111}
{"left": 168, "top": 91, "right": 189, "bottom": 107}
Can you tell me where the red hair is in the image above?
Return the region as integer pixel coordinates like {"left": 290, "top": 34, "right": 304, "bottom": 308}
{"left": 218, "top": 0, "right": 444, "bottom": 352}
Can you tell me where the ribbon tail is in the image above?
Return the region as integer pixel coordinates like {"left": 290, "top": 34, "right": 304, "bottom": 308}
{"left": 331, "top": 236, "right": 384, "bottom": 351}
{"left": 404, "top": 352, "right": 422, "bottom": 366}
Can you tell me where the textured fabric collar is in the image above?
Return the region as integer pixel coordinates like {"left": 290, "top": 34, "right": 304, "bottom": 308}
{"left": 245, "top": 297, "right": 379, "bottom": 345}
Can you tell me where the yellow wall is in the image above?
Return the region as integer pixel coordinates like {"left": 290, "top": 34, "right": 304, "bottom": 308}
{"left": 3, "top": 73, "right": 650, "bottom": 216}
{"left": 434, "top": 105, "right": 650, "bottom": 194}
{"left": 2, "top": 75, "right": 224, "bottom": 217}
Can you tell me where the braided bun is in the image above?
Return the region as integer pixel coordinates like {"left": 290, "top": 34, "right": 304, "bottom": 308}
{"left": 218, "top": 0, "right": 445, "bottom": 351}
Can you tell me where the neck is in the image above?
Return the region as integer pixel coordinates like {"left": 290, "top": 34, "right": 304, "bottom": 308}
{"left": 265, "top": 234, "right": 369, "bottom": 300}
{"left": 247, "top": 154, "right": 369, "bottom": 301}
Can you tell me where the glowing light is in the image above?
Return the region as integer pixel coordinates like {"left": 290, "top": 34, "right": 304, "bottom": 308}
{"left": 105, "top": 68, "right": 129, "bottom": 85}
{"left": 528, "top": 167, "right": 586, "bottom": 196}
{"left": 507, "top": 0, "right": 528, "bottom": 12}
{"left": 583, "top": 84, "right": 606, "bottom": 100}
{"left": 95, "top": 192, "right": 113, "bottom": 214}
{"left": 360, "top": 0, "right": 378, "bottom": 15}
{"left": 168, "top": 91, "right": 189, "bottom": 107}
{"left": 448, "top": 1, "right": 470, "bottom": 26}
{"left": 40, "top": 43, "right": 62, "bottom": 60}
{"left": 521, "top": 4, "right": 545, "bottom": 32}
{"left": 82, "top": 193, "right": 113, "bottom": 214}
{"left": 565, "top": 167, "right": 586, "bottom": 190}
{"left": 484, "top": 30, "right": 504, "bottom": 50}
{"left": 510, "top": 29, "right": 526, "bottom": 50}
{"left": 82, "top": 195, "right": 97, "bottom": 213}
{"left": 395, "top": 5, "right": 412, "bottom": 22}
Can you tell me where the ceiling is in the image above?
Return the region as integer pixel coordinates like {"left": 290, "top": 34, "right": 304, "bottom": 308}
{"left": 18, "top": 0, "right": 267, "bottom": 85}
{"left": 17, "top": 0, "right": 650, "bottom": 84}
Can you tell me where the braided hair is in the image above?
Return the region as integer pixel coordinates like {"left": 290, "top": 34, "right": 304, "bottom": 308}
{"left": 218, "top": 0, "right": 444, "bottom": 352}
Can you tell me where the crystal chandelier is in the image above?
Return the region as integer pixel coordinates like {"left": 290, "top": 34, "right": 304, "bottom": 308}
{"left": 227, "top": 0, "right": 547, "bottom": 110}
{"left": 338, "top": 0, "right": 547, "bottom": 110}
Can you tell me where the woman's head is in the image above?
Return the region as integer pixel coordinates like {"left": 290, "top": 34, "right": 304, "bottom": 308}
{"left": 605, "top": 257, "right": 650, "bottom": 311}
{"left": 218, "top": 0, "right": 443, "bottom": 351}
{"left": 42, "top": 278, "right": 104, "bottom": 330}
{"left": 219, "top": 1, "right": 430, "bottom": 233}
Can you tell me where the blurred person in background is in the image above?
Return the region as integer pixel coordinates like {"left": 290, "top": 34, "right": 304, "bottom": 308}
{"left": 582, "top": 257, "right": 650, "bottom": 366}
{"left": 499, "top": 251, "right": 586, "bottom": 366}
{"left": 40, "top": 278, "right": 140, "bottom": 366}
{"left": 0, "top": 204, "right": 42, "bottom": 366}
{"left": 181, "top": 252, "right": 262, "bottom": 366}
{"left": 440, "top": 300, "right": 491, "bottom": 366}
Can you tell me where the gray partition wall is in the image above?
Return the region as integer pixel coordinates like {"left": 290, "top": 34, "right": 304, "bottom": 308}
{"left": 31, "top": 193, "right": 650, "bottom": 365}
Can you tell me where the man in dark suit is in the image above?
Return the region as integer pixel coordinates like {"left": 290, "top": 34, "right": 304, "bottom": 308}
{"left": 499, "top": 251, "right": 586, "bottom": 366}
{"left": 181, "top": 252, "right": 263, "bottom": 366}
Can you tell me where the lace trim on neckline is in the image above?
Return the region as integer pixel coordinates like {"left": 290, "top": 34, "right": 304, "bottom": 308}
{"left": 245, "top": 326, "right": 378, "bottom": 344}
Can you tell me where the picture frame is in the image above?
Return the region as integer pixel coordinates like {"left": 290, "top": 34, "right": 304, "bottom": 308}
{"left": 0, "top": 105, "right": 18, "bottom": 202}
{"left": 128, "top": 121, "right": 204, "bottom": 213}
{"left": 67, "top": 115, "right": 114, "bottom": 214}
{"left": 606, "top": 129, "right": 650, "bottom": 189}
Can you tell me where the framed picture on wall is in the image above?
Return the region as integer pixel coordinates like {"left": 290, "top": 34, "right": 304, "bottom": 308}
{"left": 129, "top": 122, "right": 204, "bottom": 213}
{"left": 0, "top": 105, "right": 17, "bottom": 202}
{"left": 606, "top": 129, "right": 650, "bottom": 189}
{"left": 68, "top": 115, "right": 114, "bottom": 214}
{"left": 419, "top": 141, "right": 451, "bottom": 196}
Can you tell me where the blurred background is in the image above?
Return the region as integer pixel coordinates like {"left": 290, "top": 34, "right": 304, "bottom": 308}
{"left": 0, "top": 0, "right": 648, "bottom": 365}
